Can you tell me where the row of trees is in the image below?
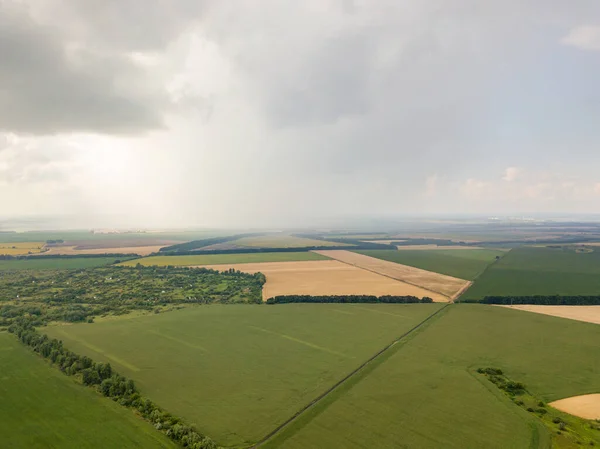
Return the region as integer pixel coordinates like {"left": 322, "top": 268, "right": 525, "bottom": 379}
{"left": 266, "top": 295, "right": 434, "bottom": 304}
{"left": 9, "top": 318, "right": 218, "bottom": 449}
{"left": 476, "top": 295, "right": 600, "bottom": 305}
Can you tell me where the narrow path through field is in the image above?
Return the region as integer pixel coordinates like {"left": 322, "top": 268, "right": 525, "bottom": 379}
{"left": 249, "top": 303, "right": 451, "bottom": 448}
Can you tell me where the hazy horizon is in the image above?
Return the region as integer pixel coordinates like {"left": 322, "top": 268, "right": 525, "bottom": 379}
{"left": 2, "top": 1, "right": 600, "bottom": 228}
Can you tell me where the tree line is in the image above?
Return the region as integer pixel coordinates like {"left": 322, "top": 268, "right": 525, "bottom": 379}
{"left": 266, "top": 295, "right": 434, "bottom": 304}
{"left": 8, "top": 318, "right": 218, "bottom": 449}
{"left": 468, "top": 295, "right": 600, "bottom": 305}
{"left": 160, "top": 233, "right": 265, "bottom": 252}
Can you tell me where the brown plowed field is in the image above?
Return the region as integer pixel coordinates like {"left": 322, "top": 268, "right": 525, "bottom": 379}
{"left": 550, "top": 394, "right": 600, "bottom": 419}
{"left": 196, "top": 260, "right": 448, "bottom": 302}
{"left": 313, "top": 250, "right": 470, "bottom": 299}
{"left": 499, "top": 305, "right": 600, "bottom": 325}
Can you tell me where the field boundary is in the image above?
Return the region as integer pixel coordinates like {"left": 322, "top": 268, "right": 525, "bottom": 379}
{"left": 250, "top": 303, "right": 451, "bottom": 448}
{"left": 315, "top": 250, "right": 452, "bottom": 300}
{"left": 454, "top": 249, "right": 511, "bottom": 302}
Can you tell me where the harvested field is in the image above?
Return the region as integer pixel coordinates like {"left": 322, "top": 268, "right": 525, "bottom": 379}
{"left": 500, "top": 305, "right": 600, "bottom": 325}
{"left": 314, "top": 250, "right": 470, "bottom": 299}
{"left": 550, "top": 395, "right": 600, "bottom": 420}
{"left": 43, "top": 245, "right": 164, "bottom": 256}
{"left": 0, "top": 241, "right": 45, "bottom": 255}
{"left": 197, "top": 260, "right": 448, "bottom": 301}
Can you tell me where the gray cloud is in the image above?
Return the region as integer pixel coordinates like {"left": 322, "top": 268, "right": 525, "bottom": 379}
{"left": 0, "top": 1, "right": 205, "bottom": 135}
{"left": 2, "top": 0, "right": 600, "bottom": 226}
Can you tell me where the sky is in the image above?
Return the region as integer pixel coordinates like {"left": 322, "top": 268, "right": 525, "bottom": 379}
{"left": 1, "top": 0, "right": 600, "bottom": 228}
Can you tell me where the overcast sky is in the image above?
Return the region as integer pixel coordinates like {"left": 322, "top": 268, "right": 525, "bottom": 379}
{"left": 1, "top": 0, "right": 600, "bottom": 228}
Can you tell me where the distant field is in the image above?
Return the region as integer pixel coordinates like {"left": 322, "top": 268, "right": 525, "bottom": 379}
{"left": 0, "top": 257, "right": 126, "bottom": 270}
{"left": 200, "top": 260, "right": 448, "bottom": 301}
{"left": 316, "top": 250, "right": 469, "bottom": 299}
{"left": 0, "top": 241, "right": 45, "bottom": 255}
{"left": 233, "top": 235, "right": 351, "bottom": 248}
{"left": 0, "top": 333, "right": 176, "bottom": 449}
{"left": 44, "top": 303, "right": 442, "bottom": 447}
{"left": 44, "top": 245, "right": 165, "bottom": 256}
{"left": 463, "top": 246, "right": 600, "bottom": 299}
{"left": 355, "top": 249, "right": 505, "bottom": 280}
{"left": 120, "top": 252, "right": 328, "bottom": 267}
{"left": 267, "top": 305, "right": 600, "bottom": 449}
{"left": 500, "top": 305, "right": 600, "bottom": 326}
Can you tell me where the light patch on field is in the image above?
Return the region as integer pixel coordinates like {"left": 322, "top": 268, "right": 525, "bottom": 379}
{"left": 550, "top": 394, "right": 600, "bottom": 419}
{"left": 52, "top": 328, "right": 140, "bottom": 372}
{"left": 196, "top": 260, "right": 448, "bottom": 302}
{"left": 500, "top": 305, "right": 600, "bottom": 326}
{"left": 42, "top": 245, "right": 164, "bottom": 256}
{"left": 0, "top": 242, "right": 45, "bottom": 255}
{"left": 313, "top": 250, "right": 470, "bottom": 299}
{"left": 396, "top": 245, "right": 487, "bottom": 250}
{"left": 249, "top": 326, "right": 350, "bottom": 358}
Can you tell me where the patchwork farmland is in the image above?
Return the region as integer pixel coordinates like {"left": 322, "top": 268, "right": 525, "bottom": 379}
{"left": 4, "top": 226, "right": 600, "bottom": 449}
{"left": 197, "top": 260, "right": 448, "bottom": 301}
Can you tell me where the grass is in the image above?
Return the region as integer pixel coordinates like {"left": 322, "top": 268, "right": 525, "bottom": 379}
{"left": 354, "top": 249, "right": 505, "bottom": 280}
{"left": 0, "top": 257, "right": 127, "bottom": 271}
{"left": 463, "top": 246, "right": 600, "bottom": 299}
{"left": 120, "top": 252, "right": 329, "bottom": 267}
{"left": 266, "top": 304, "right": 600, "bottom": 449}
{"left": 234, "top": 235, "right": 351, "bottom": 248}
{"left": 0, "top": 333, "right": 176, "bottom": 449}
{"left": 44, "top": 303, "right": 443, "bottom": 447}
{"left": 0, "top": 241, "right": 45, "bottom": 255}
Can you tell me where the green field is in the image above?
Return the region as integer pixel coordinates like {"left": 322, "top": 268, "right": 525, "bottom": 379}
{"left": 463, "top": 246, "right": 600, "bottom": 299}
{"left": 233, "top": 235, "right": 351, "bottom": 248}
{"left": 0, "top": 257, "right": 127, "bottom": 271}
{"left": 44, "top": 303, "right": 442, "bottom": 447}
{"left": 0, "top": 333, "right": 176, "bottom": 449}
{"left": 354, "top": 248, "right": 505, "bottom": 280}
{"left": 120, "top": 251, "right": 328, "bottom": 267}
{"left": 266, "top": 305, "right": 600, "bottom": 449}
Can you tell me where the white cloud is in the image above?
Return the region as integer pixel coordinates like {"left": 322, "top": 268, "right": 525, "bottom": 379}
{"left": 424, "top": 174, "right": 438, "bottom": 197}
{"left": 561, "top": 26, "right": 600, "bottom": 51}
{"left": 502, "top": 167, "right": 522, "bottom": 182}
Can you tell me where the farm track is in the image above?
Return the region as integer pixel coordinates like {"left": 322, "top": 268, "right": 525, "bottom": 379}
{"left": 250, "top": 303, "right": 451, "bottom": 448}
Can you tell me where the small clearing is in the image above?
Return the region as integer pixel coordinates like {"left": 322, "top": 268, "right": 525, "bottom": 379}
{"left": 196, "top": 260, "right": 448, "bottom": 301}
{"left": 499, "top": 305, "right": 600, "bottom": 326}
{"left": 313, "top": 250, "right": 470, "bottom": 299}
{"left": 550, "top": 394, "right": 600, "bottom": 420}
